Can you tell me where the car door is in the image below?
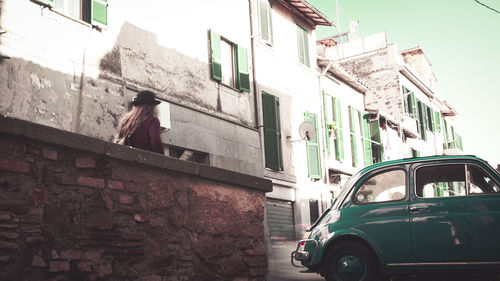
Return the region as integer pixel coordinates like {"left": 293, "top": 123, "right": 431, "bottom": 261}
{"left": 464, "top": 163, "right": 500, "bottom": 262}
{"left": 341, "top": 167, "right": 412, "bottom": 264}
{"left": 410, "top": 162, "right": 471, "bottom": 262}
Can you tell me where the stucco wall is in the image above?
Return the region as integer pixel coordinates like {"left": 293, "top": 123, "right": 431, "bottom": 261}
{"left": 0, "top": 117, "right": 272, "bottom": 281}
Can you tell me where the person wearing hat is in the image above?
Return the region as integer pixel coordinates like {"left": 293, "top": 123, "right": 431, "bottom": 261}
{"left": 115, "top": 90, "right": 165, "bottom": 154}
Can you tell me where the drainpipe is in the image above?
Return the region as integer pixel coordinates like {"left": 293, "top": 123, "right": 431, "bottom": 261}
{"left": 248, "top": 0, "right": 260, "bottom": 129}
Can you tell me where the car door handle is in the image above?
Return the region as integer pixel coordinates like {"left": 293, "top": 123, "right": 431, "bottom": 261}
{"left": 409, "top": 204, "right": 429, "bottom": 213}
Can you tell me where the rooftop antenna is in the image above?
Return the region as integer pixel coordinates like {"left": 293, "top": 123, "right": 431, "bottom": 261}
{"left": 336, "top": 0, "right": 341, "bottom": 34}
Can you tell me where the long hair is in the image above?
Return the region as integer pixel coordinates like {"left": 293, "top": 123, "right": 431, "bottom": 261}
{"left": 117, "top": 104, "right": 156, "bottom": 138}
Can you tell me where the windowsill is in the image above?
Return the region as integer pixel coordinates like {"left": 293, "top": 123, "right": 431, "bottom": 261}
{"left": 218, "top": 82, "right": 244, "bottom": 94}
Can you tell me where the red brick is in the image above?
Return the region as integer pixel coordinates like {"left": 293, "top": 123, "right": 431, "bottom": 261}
{"left": 31, "top": 255, "right": 46, "bottom": 267}
{"left": 0, "top": 256, "right": 10, "bottom": 263}
{"left": 54, "top": 174, "right": 75, "bottom": 185}
{"left": 0, "top": 160, "right": 30, "bottom": 173}
{"left": 134, "top": 214, "right": 149, "bottom": 223}
{"left": 26, "top": 236, "right": 44, "bottom": 243}
{"left": 0, "top": 214, "right": 12, "bottom": 222}
{"left": 50, "top": 261, "right": 70, "bottom": 272}
{"left": 77, "top": 176, "right": 105, "bottom": 188}
{"left": 75, "top": 157, "right": 96, "bottom": 168}
{"left": 150, "top": 217, "right": 164, "bottom": 227}
{"left": 0, "top": 241, "right": 18, "bottom": 249}
{"left": 84, "top": 250, "right": 101, "bottom": 261}
{"left": 0, "top": 224, "right": 18, "bottom": 229}
{"left": 122, "top": 233, "right": 143, "bottom": 241}
{"left": 125, "top": 182, "right": 141, "bottom": 193}
{"left": 0, "top": 232, "right": 20, "bottom": 239}
{"left": 42, "top": 148, "right": 58, "bottom": 160}
{"left": 243, "top": 248, "right": 266, "bottom": 256}
{"left": 61, "top": 249, "right": 82, "bottom": 260}
{"left": 119, "top": 193, "right": 134, "bottom": 204}
{"left": 31, "top": 189, "right": 48, "bottom": 206}
{"left": 109, "top": 180, "right": 124, "bottom": 190}
{"left": 78, "top": 261, "right": 92, "bottom": 272}
{"left": 95, "top": 264, "right": 112, "bottom": 277}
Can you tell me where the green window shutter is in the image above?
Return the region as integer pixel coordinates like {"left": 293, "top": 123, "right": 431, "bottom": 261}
{"left": 420, "top": 102, "right": 427, "bottom": 140}
{"left": 370, "top": 119, "right": 383, "bottom": 163}
{"left": 360, "top": 112, "right": 373, "bottom": 166}
{"left": 443, "top": 119, "right": 449, "bottom": 142}
{"left": 434, "top": 111, "right": 441, "bottom": 132}
{"left": 333, "top": 97, "right": 344, "bottom": 161}
{"left": 412, "top": 148, "right": 420, "bottom": 158}
{"left": 322, "top": 92, "right": 330, "bottom": 157}
{"left": 262, "top": 92, "right": 283, "bottom": 171}
{"left": 402, "top": 86, "right": 410, "bottom": 114}
{"left": 305, "top": 112, "right": 321, "bottom": 179}
{"left": 429, "top": 107, "right": 436, "bottom": 132}
{"left": 235, "top": 45, "right": 250, "bottom": 92}
{"left": 348, "top": 106, "right": 358, "bottom": 167}
{"left": 91, "top": 0, "right": 108, "bottom": 27}
{"left": 410, "top": 93, "right": 418, "bottom": 119}
{"left": 209, "top": 30, "right": 222, "bottom": 82}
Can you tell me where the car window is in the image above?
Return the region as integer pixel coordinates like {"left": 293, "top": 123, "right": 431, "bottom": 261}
{"left": 354, "top": 169, "right": 406, "bottom": 204}
{"left": 468, "top": 165, "right": 500, "bottom": 194}
{"left": 416, "top": 164, "right": 466, "bottom": 198}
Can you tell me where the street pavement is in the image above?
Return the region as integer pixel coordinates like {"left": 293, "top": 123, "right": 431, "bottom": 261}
{"left": 267, "top": 240, "right": 500, "bottom": 281}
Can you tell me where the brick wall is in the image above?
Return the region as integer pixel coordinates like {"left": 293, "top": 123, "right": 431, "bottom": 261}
{"left": 0, "top": 117, "right": 272, "bottom": 281}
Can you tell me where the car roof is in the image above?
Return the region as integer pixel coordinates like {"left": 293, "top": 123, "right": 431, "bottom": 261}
{"left": 359, "top": 155, "right": 484, "bottom": 174}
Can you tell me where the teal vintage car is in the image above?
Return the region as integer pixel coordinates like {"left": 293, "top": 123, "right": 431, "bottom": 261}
{"left": 292, "top": 155, "right": 500, "bottom": 281}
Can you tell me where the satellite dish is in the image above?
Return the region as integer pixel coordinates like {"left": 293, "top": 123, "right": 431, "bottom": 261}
{"left": 298, "top": 121, "right": 315, "bottom": 141}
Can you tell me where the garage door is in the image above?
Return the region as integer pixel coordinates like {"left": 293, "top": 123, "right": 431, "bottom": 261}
{"left": 266, "top": 198, "right": 295, "bottom": 241}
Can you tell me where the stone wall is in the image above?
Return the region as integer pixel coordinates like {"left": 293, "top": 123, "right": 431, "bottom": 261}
{"left": 0, "top": 116, "right": 272, "bottom": 281}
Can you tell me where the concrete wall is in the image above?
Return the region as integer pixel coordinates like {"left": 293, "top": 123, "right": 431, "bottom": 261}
{"left": 0, "top": 0, "right": 263, "bottom": 177}
{"left": 0, "top": 116, "right": 272, "bottom": 281}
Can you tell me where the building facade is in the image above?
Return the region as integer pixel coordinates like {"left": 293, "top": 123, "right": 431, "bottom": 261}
{"left": 0, "top": 0, "right": 263, "bottom": 177}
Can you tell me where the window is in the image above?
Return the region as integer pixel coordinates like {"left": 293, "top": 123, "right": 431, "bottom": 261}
{"left": 323, "top": 92, "right": 344, "bottom": 162}
{"left": 257, "top": 0, "right": 273, "bottom": 45}
{"left": 34, "top": 0, "right": 108, "bottom": 28}
{"left": 354, "top": 169, "right": 406, "bottom": 204}
{"left": 296, "top": 25, "right": 310, "bottom": 67}
{"left": 359, "top": 112, "right": 373, "bottom": 166}
{"left": 348, "top": 106, "right": 359, "bottom": 167}
{"left": 209, "top": 30, "right": 250, "bottom": 92}
{"left": 262, "top": 92, "right": 283, "bottom": 171}
{"left": 416, "top": 164, "right": 466, "bottom": 198}
{"left": 305, "top": 112, "right": 321, "bottom": 179}
{"left": 309, "top": 199, "right": 320, "bottom": 224}
{"left": 469, "top": 165, "right": 500, "bottom": 194}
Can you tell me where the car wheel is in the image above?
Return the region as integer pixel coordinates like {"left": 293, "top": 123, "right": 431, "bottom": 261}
{"left": 323, "top": 241, "right": 378, "bottom": 281}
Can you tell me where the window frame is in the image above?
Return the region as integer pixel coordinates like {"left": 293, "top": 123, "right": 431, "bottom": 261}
{"left": 296, "top": 24, "right": 310, "bottom": 67}
{"left": 209, "top": 29, "right": 250, "bottom": 92}
{"left": 412, "top": 162, "right": 500, "bottom": 199}
{"left": 351, "top": 168, "right": 408, "bottom": 205}
{"left": 257, "top": 0, "right": 273, "bottom": 46}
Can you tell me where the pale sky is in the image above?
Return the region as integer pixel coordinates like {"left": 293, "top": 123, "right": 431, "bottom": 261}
{"left": 309, "top": 0, "right": 500, "bottom": 168}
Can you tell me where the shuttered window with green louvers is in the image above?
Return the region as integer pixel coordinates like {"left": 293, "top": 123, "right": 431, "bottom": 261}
{"left": 348, "top": 106, "right": 358, "bottom": 167}
{"left": 434, "top": 111, "right": 442, "bottom": 132}
{"left": 370, "top": 119, "right": 384, "bottom": 163}
{"left": 305, "top": 112, "right": 321, "bottom": 179}
{"left": 359, "top": 112, "right": 373, "bottom": 166}
{"left": 91, "top": 0, "right": 108, "bottom": 28}
{"left": 262, "top": 92, "right": 283, "bottom": 171}
{"left": 332, "top": 97, "right": 344, "bottom": 162}
{"left": 210, "top": 30, "right": 250, "bottom": 92}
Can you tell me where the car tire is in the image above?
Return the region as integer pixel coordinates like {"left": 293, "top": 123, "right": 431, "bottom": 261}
{"left": 323, "top": 241, "right": 378, "bottom": 281}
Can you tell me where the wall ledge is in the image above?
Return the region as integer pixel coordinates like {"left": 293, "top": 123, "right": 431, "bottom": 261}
{"left": 0, "top": 116, "right": 272, "bottom": 193}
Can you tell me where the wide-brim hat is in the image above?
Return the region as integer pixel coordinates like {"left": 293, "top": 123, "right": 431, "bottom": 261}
{"left": 132, "top": 90, "right": 161, "bottom": 106}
